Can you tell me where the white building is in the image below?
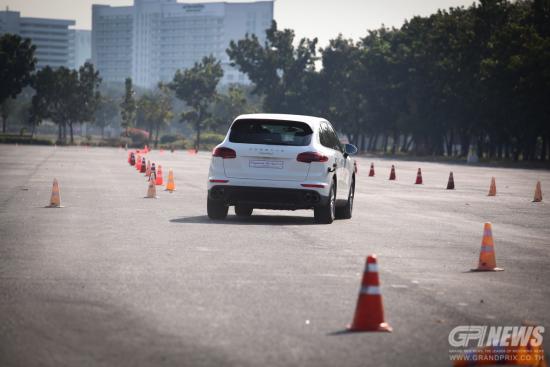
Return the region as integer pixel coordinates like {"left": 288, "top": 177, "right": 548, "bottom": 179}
{"left": 92, "top": 0, "right": 273, "bottom": 88}
{"left": 0, "top": 9, "right": 75, "bottom": 69}
{"left": 69, "top": 29, "right": 92, "bottom": 70}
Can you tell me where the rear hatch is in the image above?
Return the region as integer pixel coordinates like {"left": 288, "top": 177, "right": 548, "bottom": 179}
{"left": 223, "top": 119, "right": 313, "bottom": 181}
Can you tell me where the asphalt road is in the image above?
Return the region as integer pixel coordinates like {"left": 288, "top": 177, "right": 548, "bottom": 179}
{"left": 1, "top": 145, "right": 549, "bottom": 367}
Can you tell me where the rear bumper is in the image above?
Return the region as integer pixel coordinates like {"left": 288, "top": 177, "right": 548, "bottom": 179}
{"left": 208, "top": 185, "right": 329, "bottom": 210}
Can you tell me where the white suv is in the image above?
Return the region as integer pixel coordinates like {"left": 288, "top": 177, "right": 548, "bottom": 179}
{"left": 207, "top": 114, "right": 358, "bottom": 224}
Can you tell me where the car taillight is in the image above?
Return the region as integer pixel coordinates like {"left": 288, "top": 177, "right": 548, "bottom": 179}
{"left": 212, "top": 147, "right": 236, "bottom": 159}
{"left": 296, "top": 151, "right": 329, "bottom": 163}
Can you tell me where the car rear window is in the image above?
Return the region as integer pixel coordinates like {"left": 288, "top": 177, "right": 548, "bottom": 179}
{"left": 229, "top": 119, "right": 313, "bottom": 146}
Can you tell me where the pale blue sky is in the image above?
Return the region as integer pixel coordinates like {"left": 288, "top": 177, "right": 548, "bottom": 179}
{"left": 0, "top": 0, "right": 476, "bottom": 47}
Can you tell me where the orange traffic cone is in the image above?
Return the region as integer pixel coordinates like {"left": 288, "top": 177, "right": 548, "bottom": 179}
{"left": 155, "top": 165, "right": 164, "bottom": 185}
{"left": 145, "top": 176, "right": 157, "bottom": 198}
{"left": 446, "top": 171, "right": 455, "bottom": 190}
{"left": 369, "top": 163, "right": 375, "bottom": 177}
{"left": 348, "top": 255, "right": 392, "bottom": 332}
{"left": 515, "top": 339, "right": 547, "bottom": 367}
{"left": 145, "top": 160, "right": 151, "bottom": 177}
{"left": 533, "top": 181, "right": 542, "bottom": 202}
{"left": 165, "top": 169, "right": 176, "bottom": 192}
{"left": 46, "top": 178, "right": 62, "bottom": 208}
{"left": 389, "top": 165, "right": 396, "bottom": 180}
{"left": 135, "top": 154, "right": 142, "bottom": 170}
{"left": 471, "top": 223, "right": 503, "bottom": 272}
{"left": 415, "top": 168, "right": 423, "bottom": 184}
{"left": 488, "top": 177, "right": 496, "bottom": 196}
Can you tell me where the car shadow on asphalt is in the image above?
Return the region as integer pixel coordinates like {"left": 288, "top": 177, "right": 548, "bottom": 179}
{"left": 170, "top": 214, "right": 317, "bottom": 225}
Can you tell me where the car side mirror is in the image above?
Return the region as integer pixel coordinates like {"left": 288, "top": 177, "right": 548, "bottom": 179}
{"left": 344, "top": 143, "right": 358, "bottom": 156}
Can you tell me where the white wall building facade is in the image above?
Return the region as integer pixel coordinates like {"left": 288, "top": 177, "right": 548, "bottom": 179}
{"left": 0, "top": 9, "right": 75, "bottom": 69}
{"left": 68, "top": 29, "right": 92, "bottom": 70}
{"left": 92, "top": 0, "right": 273, "bottom": 88}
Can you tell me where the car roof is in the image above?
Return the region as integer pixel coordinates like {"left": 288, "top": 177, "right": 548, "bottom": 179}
{"left": 233, "top": 113, "right": 327, "bottom": 128}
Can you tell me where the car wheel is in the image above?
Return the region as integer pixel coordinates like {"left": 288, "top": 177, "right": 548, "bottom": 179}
{"left": 314, "top": 181, "right": 335, "bottom": 224}
{"left": 336, "top": 178, "right": 354, "bottom": 219}
{"left": 207, "top": 197, "right": 228, "bottom": 219}
{"left": 234, "top": 205, "right": 253, "bottom": 217}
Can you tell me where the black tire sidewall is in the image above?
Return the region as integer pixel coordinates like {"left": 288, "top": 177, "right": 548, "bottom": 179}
{"left": 314, "top": 182, "right": 335, "bottom": 224}
{"left": 207, "top": 197, "right": 228, "bottom": 219}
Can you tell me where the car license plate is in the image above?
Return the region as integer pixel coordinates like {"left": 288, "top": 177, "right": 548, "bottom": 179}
{"left": 249, "top": 160, "right": 284, "bottom": 169}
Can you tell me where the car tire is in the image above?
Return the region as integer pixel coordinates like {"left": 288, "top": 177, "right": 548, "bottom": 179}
{"left": 234, "top": 205, "right": 253, "bottom": 217}
{"left": 314, "top": 181, "right": 335, "bottom": 224}
{"left": 207, "top": 197, "right": 228, "bottom": 220}
{"left": 336, "top": 178, "right": 354, "bottom": 219}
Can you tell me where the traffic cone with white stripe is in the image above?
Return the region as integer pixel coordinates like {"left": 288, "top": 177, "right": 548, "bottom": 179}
{"left": 155, "top": 165, "right": 163, "bottom": 185}
{"left": 149, "top": 162, "right": 156, "bottom": 181}
{"left": 389, "top": 165, "right": 396, "bottom": 180}
{"left": 415, "top": 168, "right": 423, "bottom": 184}
{"left": 145, "top": 160, "right": 151, "bottom": 177}
{"left": 145, "top": 175, "right": 158, "bottom": 199}
{"left": 135, "top": 154, "right": 142, "bottom": 171}
{"left": 46, "top": 178, "right": 62, "bottom": 208}
{"left": 488, "top": 177, "right": 496, "bottom": 196}
{"left": 369, "top": 163, "right": 375, "bottom": 177}
{"left": 533, "top": 181, "right": 542, "bottom": 202}
{"left": 472, "top": 223, "right": 503, "bottom": 272}
{"left": 348, "top": 255, "right": 392, "bottom": 332}
{"left": 140, "top": 158, "right": 146, "bottom": 173}
{"left": 446, "top": 171, "right": 455, "bottom": 190}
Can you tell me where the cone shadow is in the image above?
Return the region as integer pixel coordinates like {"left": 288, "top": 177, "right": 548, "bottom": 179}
{"left": 327, "top": 329, "right": 353, "bottom": 336}
{"left": 327, "top": 328, "right": 392, "bottom": 336}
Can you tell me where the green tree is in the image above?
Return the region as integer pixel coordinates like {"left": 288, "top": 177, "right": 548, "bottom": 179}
{"left": 31, "top": 67, "right": 76, "bottom": 143}
{"left": 67, "top": 62, "right": 102, "bottom": 143}
{"left": 227, "top": 21, "right": 319, "bottom": 114}
{"left": 209, "top": 86, "right": 258, "bottom": 132}
{"left": 170, "top": 55, "right": 223, "bottom": 150}
{"left": 151, "top": 83, "right": 173, "bottom": 148}
{"left": 320, "top": 36, "right": 366, "bottom": 148}
{"left": 120, "top": 78, "right": 136, "bottom": 137}
{"left": 224, "top": 1, "right": 550, "bottom": 160}
{"left": 31, "top": 64, "right": 102, "bottom": 144}
{"left": 0, "top": 33, "right": 36, "bottom": 133}
{"left": 137, "top": 84, "right": 173, "bottom": 148}
{"left": 95, "top": 95, "right": 119, "bottom": 137}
